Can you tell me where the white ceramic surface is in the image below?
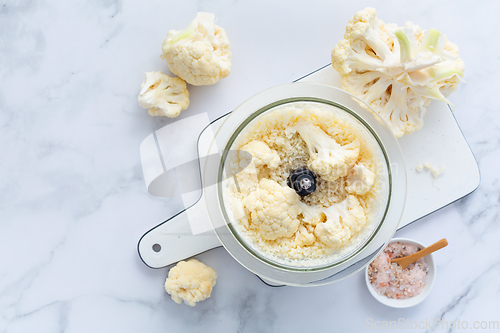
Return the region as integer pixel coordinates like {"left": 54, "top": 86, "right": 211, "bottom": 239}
{"left": 1, "top": 1, "right": 499, "bottom": 332}
{"left": 365, "top": 238, "right": 437, "bottom": 308}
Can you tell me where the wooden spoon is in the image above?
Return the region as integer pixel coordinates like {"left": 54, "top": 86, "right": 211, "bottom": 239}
{"left": 391, "top": 238, "right": 448, "bottom": 269}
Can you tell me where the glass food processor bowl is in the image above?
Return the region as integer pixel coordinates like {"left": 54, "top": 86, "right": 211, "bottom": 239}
{"left": 203, "top": 83, "right": 406, "bottom": 286}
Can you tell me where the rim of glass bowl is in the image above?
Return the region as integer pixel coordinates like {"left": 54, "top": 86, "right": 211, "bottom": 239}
{"left": 203, "top": 83, "right": 406, "bottom": 284}
{"left": 220, "top": 97, "right": 389, "bottom": 270}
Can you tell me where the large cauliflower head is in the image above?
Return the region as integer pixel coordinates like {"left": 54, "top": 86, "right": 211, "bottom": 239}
{"left": 331, "top": 8, "right": 464, "bottom": 138}
{"left": 314, "top": 195, "right": 366, "bottom": 247}
{"left": 243, "top": 178, "right": 301, "bottom": 240}
{"left": 295, "top": 122, "right": 359, "bottom": 181}
{"left": 164, "top": 259, "right": 217, "bottom": 307}
{"left": 161, "top": 12, "right": 231, "bottom": 86}
{"left": 138, "top": 71, "right": 189, "bottom": 117}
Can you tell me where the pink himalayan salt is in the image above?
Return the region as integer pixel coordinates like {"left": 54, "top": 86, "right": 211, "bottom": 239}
{"left": 368, "top": 242, "right": 428, "bottom": 299}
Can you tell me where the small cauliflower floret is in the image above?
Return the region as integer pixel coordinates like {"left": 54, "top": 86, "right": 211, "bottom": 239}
{"left": 295, "top": 123, "right": 359, "bottom": 181}
{"left": 161, "top": 12, "right": 231, "bottom": 86}
{"left": 295, "top": 225, "right": 316, "bottom": 246}
{"left": 240, "top": 140, "right": 280, "bottom": 169}
{"left": 228, "top": 190, "right": 250, "bottom": 226}
{"left": 243, "top": 178, "right": 301, "bottom": 240}
{"left": 297, "top": 201, "right": 324, "bottom": 226}
{"left": 235, "top": 141, "right": 280, "bottom": 197}
{"left": 314, "top": 195, "right": 366, "bottom": 247}
{"left": 332, "top": 8, "right": 464, "bottom": 138}
{"left": 138, "top": 72, "right": 189, "bottom": 117}
{"left": 235, "top": 164, "right": 259, "bottom": 197}
{"left": 345, "top": 163, "right": 376, "bottom": 195}
{"left": 164, "top": 259, "right": 217, "bottom": 307}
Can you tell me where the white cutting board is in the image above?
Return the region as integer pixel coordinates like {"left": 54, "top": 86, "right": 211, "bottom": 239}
{"left": 138, "top": 64, "right": 480, "bottom": 269}
{"left": 296, "top": 64, "right": 480, "bottom": 229}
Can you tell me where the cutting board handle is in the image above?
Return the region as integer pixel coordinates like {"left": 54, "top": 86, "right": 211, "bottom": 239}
{"left": 137, "top": 197, "right": 221, "bottom": 268}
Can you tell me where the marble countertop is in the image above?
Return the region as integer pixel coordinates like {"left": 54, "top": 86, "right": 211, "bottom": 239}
{"left": 1, "top": 0, "right": 499, "bottom": 332}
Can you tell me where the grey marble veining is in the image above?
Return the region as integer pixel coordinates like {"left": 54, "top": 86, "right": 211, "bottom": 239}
{"left": 1, "top": 0, "right": 499, "bottom": 332}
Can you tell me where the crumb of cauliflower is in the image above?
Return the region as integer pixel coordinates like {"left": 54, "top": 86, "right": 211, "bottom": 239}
{"left": 243, "top": 178, "right": 301, "bottom": 240}
{"left": 164, "top": 259, "right": 217, "bottom": 307}
{"left": 138, "top": 71, "right": 189, "bottom": 117}
{"left": 416, "top": 162, "right": 445, "bottom": 178}
{"left": 161, "top": 12, "right": 231, "bottom": 86}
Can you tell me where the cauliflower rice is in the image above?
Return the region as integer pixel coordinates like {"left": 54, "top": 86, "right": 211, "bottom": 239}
{"left": 222, "top": 102, "right": 388, "bottom": 267}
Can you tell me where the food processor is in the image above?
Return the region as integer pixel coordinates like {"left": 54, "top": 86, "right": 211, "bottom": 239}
{"left": 138, "top": 83, "right": 406, "bottom": 286}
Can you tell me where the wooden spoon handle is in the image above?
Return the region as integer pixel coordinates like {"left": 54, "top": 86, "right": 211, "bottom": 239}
{"left": 416, "top": 238, "right": 448, "bottom": 257}
{"left": 392, "top": 238, "right": 448, "bottom": 268}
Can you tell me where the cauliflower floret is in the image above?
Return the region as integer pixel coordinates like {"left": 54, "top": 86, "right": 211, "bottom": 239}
{"left": 332, "top": 8, "right": 464, "bottom": 138}
{"left": 161, "top": 12, "right": 231, "bottom": 86}
{"left": 295, "top": 122, "right": 359, "bottom": 181}
{"left": 164, "top": 259, "right": 217, "bottom": 307}
{"left": 243, "top": 178, "right": 301, "bottom": 240}
{"left": 235, "top": 164, "right": 259, "bottom": 197}
{"left": 235, "top": 141, "right": 280, "bottom": 197}
{"left": 297, "top": 201, "right": 324, "bottom": 226}
{"left": 295, "top": 224, "right": 316, "bottom": 246}
{"left": 314, "top": 195, "right": 366, "bottom": 247}
{"left": 345, "top": 163, "right": 375, "bottom": 195}
{"left": 138, "top": 72, "right": 189, "bottom": 117}
{"left": 240, "top": 140, "right": 280, "bottom": 169}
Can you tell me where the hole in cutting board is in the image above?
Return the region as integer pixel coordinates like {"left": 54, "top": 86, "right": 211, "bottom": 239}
{"left": 152, "top": 244, "right": 161, "bottom": 252}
